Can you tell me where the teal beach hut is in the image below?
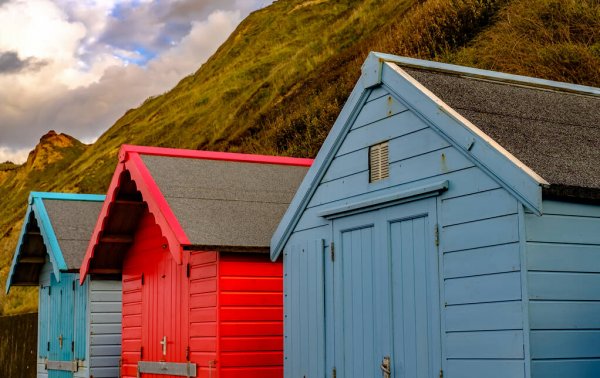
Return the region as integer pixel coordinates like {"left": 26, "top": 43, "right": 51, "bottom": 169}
{"left": 271, "top": 53, "right": 600, "bottom": 378}
{"left": 6, "top": 192, "right": 122, "bottom": 378}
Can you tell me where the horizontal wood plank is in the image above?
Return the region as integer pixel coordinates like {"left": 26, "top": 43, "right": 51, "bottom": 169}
{"left": 444, "top": 243, "right": 520, "bottom": 279}
{"left": 446, "top": 330, "right": 524, "bottom": 359}
{"left": 528, "top": 272, "right": 600, "bottom": 300}
{"left": 445, "top": 271, "right": 522, "bottom": 305}
{"left": 530, "top": 330, "right": 600, "bottom": 359}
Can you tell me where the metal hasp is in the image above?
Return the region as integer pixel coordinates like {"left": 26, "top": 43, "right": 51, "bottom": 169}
{"left": 45, "top": 359, "right": 79, "bottom": 372}
{"left": 138, "top": 361, "right": 197, "bottom": 377}
{"left": 381, "top": 356, "right": 391, "bottom": 378}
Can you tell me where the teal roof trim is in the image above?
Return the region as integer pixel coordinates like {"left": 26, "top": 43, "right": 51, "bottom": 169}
{"left": 5, "top": 192, "right": 105, "bottom": 293}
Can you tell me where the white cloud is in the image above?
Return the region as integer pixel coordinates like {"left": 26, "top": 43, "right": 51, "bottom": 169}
{"left": 0, "top": 0, "right": 269, "bottom": 163}
{"left": 0, "top": 146, "right": 29, "bottom": 164}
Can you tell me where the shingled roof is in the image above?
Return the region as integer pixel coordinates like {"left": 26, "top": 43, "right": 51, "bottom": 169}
{"left": 6, "top": 193, "right": 105, "bottom": 291}
{"left": 80, "top": 146, "right": 312, "bottom": 279}
{"left": 403, "top": 67, "right": 600, "bottom": 201}
{"left": 141, "top": 154, "right": 311, "bottom": 249}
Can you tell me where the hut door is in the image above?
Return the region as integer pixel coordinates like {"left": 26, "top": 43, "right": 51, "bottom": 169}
{"left": 48, "top": 274, "right": 75, "bottom": 378}
{"left": 331, "top": 198, "right": 441, "bottom": 377}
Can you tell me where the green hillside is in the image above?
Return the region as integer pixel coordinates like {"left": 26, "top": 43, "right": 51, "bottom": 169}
{"left": 1, "top": 0, "right": 599, "bottom": 314}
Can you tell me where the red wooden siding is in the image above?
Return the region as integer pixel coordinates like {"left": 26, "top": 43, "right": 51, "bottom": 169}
{"left": 121, "top": 211, "right": 190, "bottom": 378}
{"left": 217, "top": 253, "right": 284, "bottom": 378}
{"left": 188, "top": 250, "right": 218, "bottom": 376}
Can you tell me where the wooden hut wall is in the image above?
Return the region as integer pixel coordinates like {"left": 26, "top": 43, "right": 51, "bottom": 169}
{"left": 524, "top": 200, "right": 600, "bottom": 377}
{"left": 281, "top": 85, "right": 526, "bottom": 377}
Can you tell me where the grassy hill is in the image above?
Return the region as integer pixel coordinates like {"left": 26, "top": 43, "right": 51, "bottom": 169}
{"left": 1, "top": 0, "right": 599, "bottom": 314}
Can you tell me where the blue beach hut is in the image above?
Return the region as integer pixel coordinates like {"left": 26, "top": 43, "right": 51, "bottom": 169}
{"left": 271, "top": 53, "right": 600, "bottom": 378}
{"left": 6, "top": 192, "right": 122, "bottom": 378}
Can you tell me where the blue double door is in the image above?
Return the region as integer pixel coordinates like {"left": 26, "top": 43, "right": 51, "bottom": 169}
{"left": 331, "top": 198, "right": 442, "bottom": 377}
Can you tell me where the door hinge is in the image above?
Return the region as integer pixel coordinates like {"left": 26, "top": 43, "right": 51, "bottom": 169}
{"left": 47, "top": 341, "right": 50, "bottom": 351}
{"left": 48, "top": 286, "right": 51, "bottom": 296}
{"left": 186, "top": 263, "right": 190, "bottom": 278}
{"left": 435, "top": 224, "right": 440, "bottom": 247}
{"left": 141, "top": 274, "right": 144, "bottom": 286}
{"left": 332, "top": 367, "right": 336, "bottom": 378}
{"left": 186, "top": 346, "right": 190, "bottom": 361}
{"left": 330, "top": 242, "right": 335, "bottom": 262}
{"left": 72, "top": 280, "right": 75, "bottom": 291}
{"left": 71, "top": 341, "right": 74, "bottom": 352}
{"left": 140, "top": 346, "right": 144, "bottom": 359}
{"left": 439, "top": 369, "right": 444, "bottom": 378}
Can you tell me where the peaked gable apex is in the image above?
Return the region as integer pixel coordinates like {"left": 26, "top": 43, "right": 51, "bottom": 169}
{"left": 271, "top": 52, "right": 556, "bottom": 260}
{"left": 6, "top": 192, "right": 105, "bottom": 293}
{"left": 80, "top": 145, "right": 312, "bottom": 282}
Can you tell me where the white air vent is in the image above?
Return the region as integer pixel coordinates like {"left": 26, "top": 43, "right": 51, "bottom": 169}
{"left": 369, "top": 141, "right": 389, "bottom": 182}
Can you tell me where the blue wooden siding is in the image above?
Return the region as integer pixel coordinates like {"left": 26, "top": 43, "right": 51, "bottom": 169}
{"left": 88, "top": 279, "right": 122, "bottom": 378}
{"left": 525, "top": 201, "right": 600, "bottom": 377}
{"left": 282, "top": 86, "right": 527, "bottom": 377}
{"left": 283, "top": 231, "right": 327, "bottom": 378}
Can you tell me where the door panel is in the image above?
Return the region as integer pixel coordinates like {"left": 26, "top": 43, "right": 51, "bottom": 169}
{"left": 331, "top": 198, "right": 441, "bottom": 378}
{"left": 48, "top": 275, "right": 75, "bottom": 378}
{"left": 389, "top": 213, "right": 441, "bottom": 378}
{"left": 333, "top": 216, "right": 391, "bottom": 377}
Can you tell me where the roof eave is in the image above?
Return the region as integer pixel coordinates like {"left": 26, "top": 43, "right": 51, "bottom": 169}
{"left": 270, "top": 75, "right": 372, "bottom": 260}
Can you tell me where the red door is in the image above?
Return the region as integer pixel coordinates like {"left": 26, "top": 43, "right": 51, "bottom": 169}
{"left": 122, "top": 212, "right": 189, "bottom": 378}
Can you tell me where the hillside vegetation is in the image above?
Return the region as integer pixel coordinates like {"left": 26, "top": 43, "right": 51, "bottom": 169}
{"left": 1, "top": 0, "right": 599, "bottom": 314}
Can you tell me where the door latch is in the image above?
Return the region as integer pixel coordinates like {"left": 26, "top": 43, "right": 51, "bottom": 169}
{"left": 160, "top": 336, "right": 167, "bottom": 356}
{"left": 58, "top": 334, "right": 64, "bottom": 349}
{"left": 381, "top": 356, "right": 391, "bottom": 378}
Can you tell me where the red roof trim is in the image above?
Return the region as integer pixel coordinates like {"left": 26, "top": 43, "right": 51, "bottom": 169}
{"left": 126, "top": 152, "right": 188, "bottom": 257}
{"left": 79, "top": 160, "right": 127, "bottom": 283}
{"left": 119, "top": 144, "right": 313, "bottom": 167}
{"left": 80, "top": 144, "right": 314, "bottom": 282}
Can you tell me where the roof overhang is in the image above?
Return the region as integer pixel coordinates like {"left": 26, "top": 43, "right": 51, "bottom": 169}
{"left": 6, "top": 192, "right": 105, "bottom": 293}
{"left": 270, "top": 52, "right": 566, "bottom": 260}
{"left": 80, "top": 145, "right": 313, "bottom": 283}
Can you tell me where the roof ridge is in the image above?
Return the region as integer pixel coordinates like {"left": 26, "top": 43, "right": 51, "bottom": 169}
{"left": 120, "top": 145, "right": 313, "bottom": 167}
{"left": 363, "top": 52, "right": 600, "bottom": 98}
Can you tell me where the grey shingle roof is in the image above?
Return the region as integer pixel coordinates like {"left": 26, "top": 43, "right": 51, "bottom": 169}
{"left": 42, "top": 199, "right": 104, "bottom": 269}
{"left": 403, "top": 67, "right": 600, "bottom": 200}
{"left": 141, "top": 155, "right": 309, "bottom": 250}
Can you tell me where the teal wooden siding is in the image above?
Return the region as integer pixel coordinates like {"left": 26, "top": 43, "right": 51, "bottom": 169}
{"left": 88, "top": 280, "right": 122, "bottom": 378}
{"left": 525, "top": 201, "right": 600, "bottom": 377}
{"left": 48, "top": 273, "right": 75, "bottom": 378}
{"left": 282, "top": 87, "right": 526, "bottom": 377}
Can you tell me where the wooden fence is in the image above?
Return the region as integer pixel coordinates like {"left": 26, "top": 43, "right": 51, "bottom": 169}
{"left": 0, "top": 312, "right": 37, "bottom": 378}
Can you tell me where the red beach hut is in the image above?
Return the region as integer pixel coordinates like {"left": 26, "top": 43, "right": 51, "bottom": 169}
{"left": 79, "top": 145, "right": 311, "bottom": 378}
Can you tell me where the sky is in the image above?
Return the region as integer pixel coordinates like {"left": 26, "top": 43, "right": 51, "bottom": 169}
{"left": 0, "top": 0, "right": 271, "bottom": 163}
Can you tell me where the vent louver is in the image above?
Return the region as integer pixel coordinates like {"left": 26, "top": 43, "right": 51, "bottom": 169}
{"left": 369, "top": 141, "right": 389, "bottom": 182}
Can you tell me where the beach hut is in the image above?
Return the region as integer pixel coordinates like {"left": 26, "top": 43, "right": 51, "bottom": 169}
{"left": 270, "top": 52, "right": 600, "bottom": 378}
{"left": 6, "top": 192, "right": 122, "bottom": 378}
{"left": 79, "top": 145, "right": 311, "bottom": 378}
